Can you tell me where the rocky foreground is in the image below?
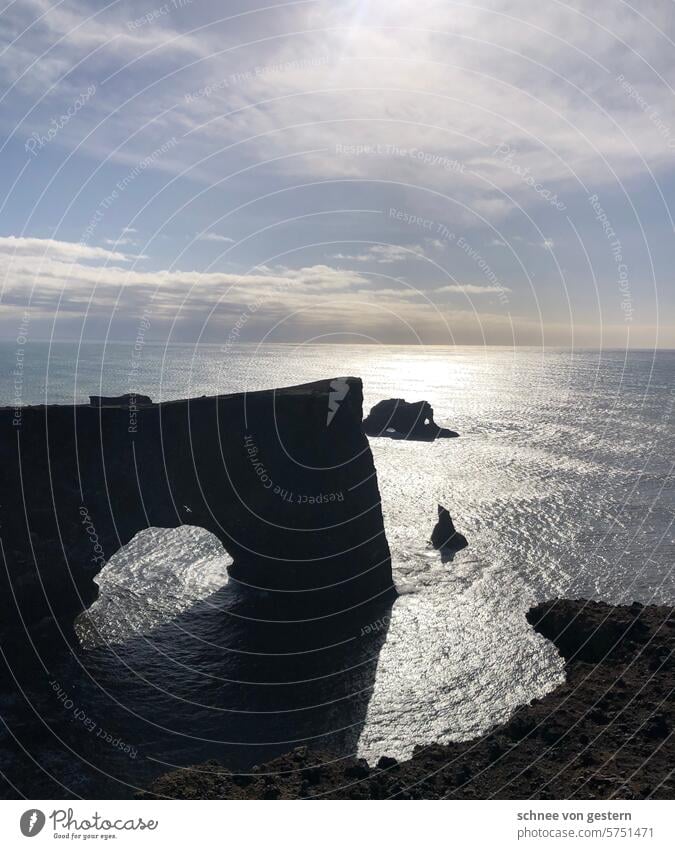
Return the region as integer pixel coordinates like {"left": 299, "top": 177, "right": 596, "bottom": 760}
{"left": 144, "top": 599, "right": 674, "bottom": 800}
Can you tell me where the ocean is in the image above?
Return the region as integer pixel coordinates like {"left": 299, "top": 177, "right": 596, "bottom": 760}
{"left": 1, "top": 342, "right": 673, "bottom": 797}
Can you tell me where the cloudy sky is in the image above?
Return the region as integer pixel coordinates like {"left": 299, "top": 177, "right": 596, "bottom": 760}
{"left": 1, "top": 0, "right": 674, "bottom": 346}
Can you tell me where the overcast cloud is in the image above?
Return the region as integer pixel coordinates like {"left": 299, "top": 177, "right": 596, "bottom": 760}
{"left": 0, "top": 0, "right": 673, "bottom": 346}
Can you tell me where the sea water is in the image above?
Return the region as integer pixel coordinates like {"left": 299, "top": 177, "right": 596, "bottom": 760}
{"left": 1, "top": 342, "right": 672, "bottom": 795}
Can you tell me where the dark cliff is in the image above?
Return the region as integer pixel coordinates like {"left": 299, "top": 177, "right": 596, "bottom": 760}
{"left": 0, "top": 377, "right": 394, "bottom": 656}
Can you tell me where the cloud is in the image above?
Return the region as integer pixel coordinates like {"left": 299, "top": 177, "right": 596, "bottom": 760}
{"left": 0, "top": 236, "right": 509, "bottom": 334}
{"left": 329, "top": 244, "right": 428, "bottom": 264}
{"left": 7, "top": 0, "right": 674, "bottom": 213}
{"left": 0, "top": 235, "right": 130, "bottom": 262}
{"left": 2, "top": 235, "right": 669, "bottom": 347}
{"left": 0, "top": 238, "right": 382, "bottom": 310}
{"left": 104, "top": 237, "right": 136, "bottom": 247}
{"left": 197, "top": 233, "right": 235, "bottom": 243}
{"left": 0, "top": 2, "right": 671, "bottom": 348}
{"left": 435, "top": 283, "right": 512, "bottom": 295}
{"left": 0, "top": 0, "right": 207, "bottom": 95}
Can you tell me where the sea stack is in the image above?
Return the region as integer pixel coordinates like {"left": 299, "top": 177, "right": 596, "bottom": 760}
{"left": 363, "top": 398, "right": 458, "bottom": 440}
{"left": 431, "top": 505, "right": 468, "bottom": 551}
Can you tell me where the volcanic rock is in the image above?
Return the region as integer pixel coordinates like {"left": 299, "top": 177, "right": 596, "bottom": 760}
{"left": 0, "top": 378, "right": 395, "bottom": 658}
{"left": 430, "top": 505, "right": 468, "bottom": 551}
{"left": 363, "top": 399, "right": 458, "bottom": 440}
{"left": 89, "top": 393, "right": 153, "bottom": 407}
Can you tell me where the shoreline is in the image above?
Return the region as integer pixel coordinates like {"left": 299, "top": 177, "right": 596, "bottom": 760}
{"left": 143, "top": 599, "right": 674, "bottom": 800}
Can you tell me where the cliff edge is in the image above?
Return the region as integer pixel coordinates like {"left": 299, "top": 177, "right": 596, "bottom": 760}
{"left": 0, "top": 378, "right": 395, "bottom": 657}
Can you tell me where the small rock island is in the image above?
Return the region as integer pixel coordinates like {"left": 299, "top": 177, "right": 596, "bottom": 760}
{"left": 363, "top": 398, "right": 458, "bottom": 440}
{"left": 430, "top": 505, "right": 468, "bottom": 551}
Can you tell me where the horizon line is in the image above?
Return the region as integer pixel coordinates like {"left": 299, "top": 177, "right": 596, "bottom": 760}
{"left": 1, "top": 338, "right": 674, "bottom": 352}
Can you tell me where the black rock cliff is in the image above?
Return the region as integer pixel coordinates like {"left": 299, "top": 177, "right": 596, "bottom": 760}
{"left": 0, "top": 377, "right": 394, "bottom": 655}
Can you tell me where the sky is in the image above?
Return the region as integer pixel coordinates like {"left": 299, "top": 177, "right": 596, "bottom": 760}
{"left": 0, "top": 0, "right": 674, "bottom": 347}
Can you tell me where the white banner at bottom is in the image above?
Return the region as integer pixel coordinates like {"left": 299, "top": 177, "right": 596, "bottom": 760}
{"left": 1, "top": 799, "right": 672, "bottom": 848}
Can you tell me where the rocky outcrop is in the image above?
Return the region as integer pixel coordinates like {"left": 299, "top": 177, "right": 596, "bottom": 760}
{"left": 526, "top": 598, "right": 653, "bottom": 663}
{"left": 363, "top": 399, "right": 458, "bottom": 440}
{"left": 143, "top": 599, "right": 674, "bottom": 799}
{"left": 89, "top": 393, "right": 153, "bottom": 407}
{"left": 0, "top": 378, "right": 395, "bottom": 658}
{"left": 430, "top": 505, "right": 468, "bottom": 551}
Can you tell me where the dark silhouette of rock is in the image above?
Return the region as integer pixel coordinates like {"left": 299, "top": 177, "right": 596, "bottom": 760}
{"left": 363, "top": 398, "right": 458, "bottom": 440}
{"left": 0, "top": 580, "right": 395, "bottom": 797}
{"left": 430, "top": 505, "right": 468, "bottom": 551}
{"left": 526, "top": 598, "right": 649, "bottom": 664}
{"left": 89, "top": 393, "right": 153, "bottom": 407}
{"left": 0, "top": 378, "right": 395, "bottom": 660}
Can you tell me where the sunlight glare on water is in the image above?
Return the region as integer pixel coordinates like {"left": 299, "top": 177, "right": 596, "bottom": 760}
{"left": 2, "top": 342, "right": 672, "bottom": 773}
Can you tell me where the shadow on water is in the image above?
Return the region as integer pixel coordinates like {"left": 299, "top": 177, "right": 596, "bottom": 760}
{"left": 0, "top": 581, "right": 394, "bottom": 798}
